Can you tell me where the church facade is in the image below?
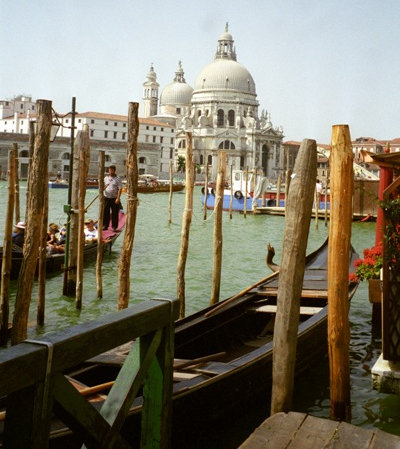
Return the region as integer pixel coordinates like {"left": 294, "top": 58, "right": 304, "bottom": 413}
{"left": 142, "top": 25, "right": 284, "bottom": 179}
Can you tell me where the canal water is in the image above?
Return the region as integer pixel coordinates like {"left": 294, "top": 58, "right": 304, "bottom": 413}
{"left": 1, "top": 181, "right": 399, "bottom": 444}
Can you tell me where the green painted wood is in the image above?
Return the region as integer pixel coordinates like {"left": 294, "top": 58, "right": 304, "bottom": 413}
{"left": 100, "top": 329, "right": 162, "bottom": 432}
{"left": 52, "top": 373, "right": 131, "bottom": 449}
{"left": 0, "top": 298, "right": 178, "bottom": 448}
{"left": 0, "top": 299, "right": 178, "bottom": 397}
{"left": 140, "top": 318, "right": 175, "bottom": 449}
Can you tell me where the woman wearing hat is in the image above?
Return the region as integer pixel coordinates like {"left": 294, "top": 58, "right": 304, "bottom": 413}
{"left": 12, "top": 222, "right": 26, "bottom": 248}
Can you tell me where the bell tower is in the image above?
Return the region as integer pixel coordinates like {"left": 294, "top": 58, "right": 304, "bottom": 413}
{"left": 142, "top": 63, "right": 159, "bottom": 117}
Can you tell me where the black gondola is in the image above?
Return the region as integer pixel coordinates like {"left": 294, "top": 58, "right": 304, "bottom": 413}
{"left": 49, "top": 239, "right": 358, "bottom": 448}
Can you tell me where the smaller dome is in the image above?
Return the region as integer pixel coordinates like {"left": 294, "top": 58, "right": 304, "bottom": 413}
{"left": 160, "top": 82, "right": 193, "bottom": 106}
{"left": 219, "top": 31, "right": 233, "bottom": 41}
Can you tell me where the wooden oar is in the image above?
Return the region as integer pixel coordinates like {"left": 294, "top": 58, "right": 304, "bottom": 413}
{"left": 174, "top": 351, "right": 226, "bottom": 370}
{"left": 84, "top": 194, "right": 99, "bottom": 212}
{"left": 204, "top": 270, "right": 280, "bottom": 318}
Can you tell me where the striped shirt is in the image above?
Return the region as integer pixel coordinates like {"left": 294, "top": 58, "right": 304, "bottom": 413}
{"left": 104, "top": 175, "right": 122, "bottom": 199}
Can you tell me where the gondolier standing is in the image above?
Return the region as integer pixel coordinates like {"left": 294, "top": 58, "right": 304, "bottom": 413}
{"left": 103, "top": 165, "right": 122, "bottom": 231}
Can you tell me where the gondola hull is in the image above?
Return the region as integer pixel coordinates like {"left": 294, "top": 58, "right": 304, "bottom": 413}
{"left": 48, "top": 239, "right": 358, "bottom": 448}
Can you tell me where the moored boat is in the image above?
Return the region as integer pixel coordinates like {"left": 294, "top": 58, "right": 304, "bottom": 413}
{"left": 49, "top": 238, "right": 358, "bottom": 448}
{"left": 48, "top": 179, "right": 99, "bottom": 189}
{"left": 136, "top": 174, "right": 185, "bottom": 194}
{"left": 0, "top": 212, "right": 126, "bottom": 281}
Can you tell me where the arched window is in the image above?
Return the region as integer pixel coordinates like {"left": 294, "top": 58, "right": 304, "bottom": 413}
{"left": 61, "top": 152, "right": 70, "bottom": 160}
{"left": 19, "top": 150, "right": 29, "bottom": 157}
{"left": 105, "top": 155, "right": 111, "bottom": 162}
{"left": 217, "top": 109, "right": 224, "bottom": 127}
{"left": 207, "top": 155, "right": 213, "bottom": 164}
{"left": 178, "top": 140, "right": 186, "bottom": 149}
{"left": 139, "top": 157, "right": 146, "bottom": 164}
{"left": 228, "top": 110, "right": 235, "bottom": 126}
{"left": 218, "top": 140, "right": 235, "bottom": 150}
{"left": 200, "top": 155, "right": 204, "bottom": 164}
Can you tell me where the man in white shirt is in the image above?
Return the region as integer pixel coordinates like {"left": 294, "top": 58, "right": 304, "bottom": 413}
{"left": 103, "top": 165, "right": 122, "bottom": 232}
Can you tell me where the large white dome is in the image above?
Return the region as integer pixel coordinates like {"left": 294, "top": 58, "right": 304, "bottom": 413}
{"left": 193, "top": 58, "right": 256, "bottom": 94}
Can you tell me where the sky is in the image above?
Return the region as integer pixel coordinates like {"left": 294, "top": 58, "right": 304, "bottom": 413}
{"left": 1, "top": 0, "right": 399, "bottom": 144}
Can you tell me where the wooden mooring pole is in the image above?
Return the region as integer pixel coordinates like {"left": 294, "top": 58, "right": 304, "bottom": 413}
{"left": 203, "top": 163, "right": 209, "bottom": 220}
{"left": 276, "top": 172, "right": 282, "bottom": 207}
{"left": 177, "top": 132, "right": 194, "bottom": 318}
{"left": 37, "top": 174, "right": 48, "bottom": 325}
{"left": 118, "top": 102, "right": 139, "bottom": 310}
{"left": 96, "top": 151, "right": 105, "bottom": 299}
{"left": 0, "top": 150, "right": 16, "bottom": 345}
{"left": 229, "top": 164, "right": 233, "bottom": 219}
{"left": 210, "top": 151, "right": 226, "bottom": 305}
{"left": 328, "top": 124, "right": 353, "bottom": 422}
{"left": 271, "top": 138, "right": 317, "bottom": 414}
{"left": 244, "top": 166, "right": 249, "bottom": 218}
{"left": 13, "top": 144, "right": 20, "bottom": 223}
{"left": 11, "top": 99, "right": 52, "bottom": 345}
{"left": 168, "top": 160, "right": 173, "bottom": 224}
{"left": 76, "top": 126, "right": 90, "bottom": 309}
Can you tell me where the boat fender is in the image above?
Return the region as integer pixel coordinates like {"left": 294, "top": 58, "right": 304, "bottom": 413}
{"left": 211, "top": 188, "right": 215, "bottom": 196}
{"left": 201, "top": 187, "right": 205, "bottom": 195}
{"left": 267, "top": 199, "right": 276, "bottom": 207}
{"left": 234, "top": 191, "right": 243, "bottom": 200}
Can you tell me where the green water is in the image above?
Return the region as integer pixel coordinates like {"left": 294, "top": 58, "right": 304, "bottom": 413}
{"left": 1, "top": 181, "right": 399, "bottom": 439}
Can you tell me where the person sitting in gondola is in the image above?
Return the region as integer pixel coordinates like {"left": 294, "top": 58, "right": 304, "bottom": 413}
{"left": 47, "top": 223, "right": 64, "bottom": 254}
{"left": 84, "top": 219, "right": 98, "bottom": 243}
{"left": 12, "top": 222, "right": 26, "bottom": 249}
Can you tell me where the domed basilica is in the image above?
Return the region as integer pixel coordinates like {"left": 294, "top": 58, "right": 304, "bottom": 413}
{"left": 142, "top": 24, "right": 284, "bottom": 179}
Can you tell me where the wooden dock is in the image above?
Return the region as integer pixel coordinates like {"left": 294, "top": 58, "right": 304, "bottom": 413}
{"left": 239, "top": 412, "right": 400, "bottom": 448}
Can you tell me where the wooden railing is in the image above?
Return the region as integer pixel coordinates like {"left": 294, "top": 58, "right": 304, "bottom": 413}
{"left": 0, "top": 298, "right": 179, "bottom": 449}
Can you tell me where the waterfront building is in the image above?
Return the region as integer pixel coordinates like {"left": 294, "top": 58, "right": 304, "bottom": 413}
{"left": 0, "top": 107, "right": 175, "bottom": 179}
{"left": 145, "top": 24, "right": 285, "bottom": 179}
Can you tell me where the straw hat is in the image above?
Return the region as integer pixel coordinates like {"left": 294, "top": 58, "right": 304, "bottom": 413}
{"left": 15, "top": 221, "right": 26, "bottom": 229}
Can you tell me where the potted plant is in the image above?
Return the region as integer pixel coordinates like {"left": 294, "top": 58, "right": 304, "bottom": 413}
{"left": 349, "top": 243, "right": 383, "bottom": 303}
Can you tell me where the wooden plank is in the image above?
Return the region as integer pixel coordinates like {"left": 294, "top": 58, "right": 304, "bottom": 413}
{"left": 250, "top": 305, "right": 324, "bottom": 315}
{"left": 258, "top": 288, "right": 328, "bottom": 298}
{"left": 239, "top": 412, "right": 306, "bottom": 449}
{"left": 173, "top": 372, "right": 201, "bottom": 381}
{"left": 287, "top": 414, "right": 339, "bottom": 448}
{"left": 327, "top": 421, "right": 373, "bottom": 449}
{"left": 370, "top": 429, "right": 400, "bottom": 449}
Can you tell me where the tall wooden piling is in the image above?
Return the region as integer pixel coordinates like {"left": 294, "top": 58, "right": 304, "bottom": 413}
{"left": 13, "top": 144, "right": 20, "bottom": 223}
{"left": 25, "top": 122, "right": 35, "bottom": 220}
{"left": 315, "top": 189, "right": 319, "bottom": 229}
{"left": 168, "top": 160, "right": 173, "bottom": 224}
{"left": 118, "top": 103, "right": 139, "bottom": 310}
{"left": 64, "top": 131, "right": 81, "bottom": 296}
{"left": 244, "top": 166, "right": 249, "bottom": 218}
{"left": 276, "top": 172, "right": 282, "bottom": 207}
{"left": 0, "top": 150, "right": 16, "bottom": 345}
{"left": 271, "top": 138, "right": 317, "bottom": 414}
{"left": 177, "top": 132, "right": 194, "bottom": 318}
{"left": 284, "top": 168, "right": 292, "bottom": 214}
{"left": 76, "top": 126, "right": 90, "bottom": 309}
{"left": 328, "top": 125, "right": 353, "bottom": 422}
{"left": 11, "top": 99, "right": 52, "bottom": 345}
{"left": 203, "top": 163, "right": 209, "bottom": 221}
{"left": 96, "top": 151, "right": 105, "bottom": 299}
{"left": 210, "top": 151, "right": 226, "bottom": 305}
{"left": 36, "top": 179, "right": 48, "bottom": 325}
{"left": 229, "top": 164, "right": 233, "bottom": 219}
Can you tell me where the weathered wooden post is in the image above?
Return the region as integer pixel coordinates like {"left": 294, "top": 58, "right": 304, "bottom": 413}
{"left": 284, "top": 168, "right": 292, "bottom": 214}
{"left": 13, "top": 144, "right": 20, "bottom": 223}
{"left": 76, "top": 125, "right": 90, "bottom": 309}
{"left": 64, "top": 129, "right": 81, "bottom": 296}
{"left": 210, "top": 151, "right": 226, "bottom": 305}
{"left": 203, "top": 163, "right": 209, "bottom": 220}
{"left": 271, "top": 138, "right": 317, "bottom": 414}
{"left": 168, "top": 160, "right": 173, "bottom": 225}
{"left": 118, "top": 102, "right": 139, "bottom": 310}
{"left": 229, "top": 164, "right": 233, "bottom": 219}
{"left": 177, "top": 132, "right": 194, "bottom": 318}
{"left": 315, "top": 188, "right": 319, "bottom": 229}
{"left": 11, "top": 99, "right": 52, "bottom": 345}
{"left": 328, "top": 124, "right": 353, "bottom": 422}
{"left": 0, "top": 150, "right": 16, "bottom": 345}
{"left": 244, "top": 166, "right": 249, "bottom": 218}
{"left": 324, "top": 178, "right": 329, "bottom": 226}
{"left": 36, "top": 178, "right": 48, "bottom": 325}
{"left": 96, "top": 151, "right": 105, "bottom": 299}
{"left": 25, "top": 122, "right": 35, "bottom": 220}
{"left": 276, "top": 172, "right": 282, "bottom": 207}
